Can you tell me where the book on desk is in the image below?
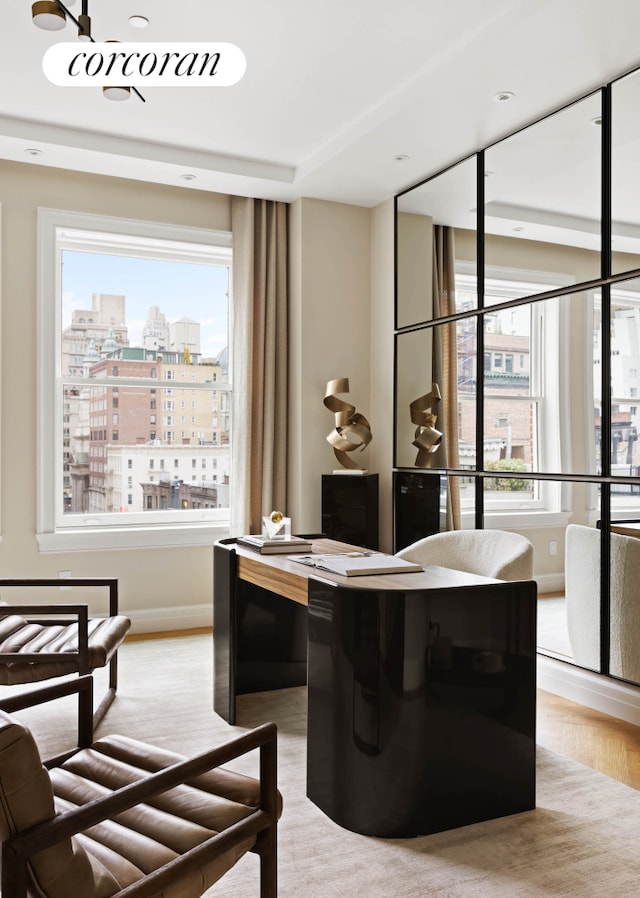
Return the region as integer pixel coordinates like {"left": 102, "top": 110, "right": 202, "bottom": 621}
{"left": 237, "top": 534, "right": 313, "bottom": 554}
{"left": 290, "top": 552, "right": 423, "bottom": 577}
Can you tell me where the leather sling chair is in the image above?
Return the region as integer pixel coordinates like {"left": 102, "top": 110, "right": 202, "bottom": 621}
{"left": 0, "top": 578, "right": 131, "bottom": 739}
{"left": 0, "top": 676, "right": 281, "bottom": 898}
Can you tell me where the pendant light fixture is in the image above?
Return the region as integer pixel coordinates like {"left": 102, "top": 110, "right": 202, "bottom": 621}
{"left": 77, "top": 0, "right": 91, "bottom": 41}
{"left": 31, "top": 1, "right": 66, "bottom": 30}
{"left": 31, "top": 0, "right": 144, "bottom": 101}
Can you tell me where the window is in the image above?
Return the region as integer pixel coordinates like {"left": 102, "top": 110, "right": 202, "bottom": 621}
{"left": 37, "top": 209, "right": 232, "bottom": 551}
{"left": 455, "top": 265, "right": 572, "bottom": 522}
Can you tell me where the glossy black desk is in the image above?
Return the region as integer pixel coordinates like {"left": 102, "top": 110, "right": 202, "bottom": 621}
{"left": 213, "top": 538, "right": 537, "bottom": 837}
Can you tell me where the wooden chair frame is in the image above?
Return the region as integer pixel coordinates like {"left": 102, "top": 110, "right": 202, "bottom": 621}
{"left": 0, "top": 578, "right": 124, "bottom": 740}
{"left": 1, "top": 676, "right": 279, "bottom": 898}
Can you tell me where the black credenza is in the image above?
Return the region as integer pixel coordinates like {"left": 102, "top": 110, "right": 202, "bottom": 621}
{"left": 321, "top": 473, "right": 378, "bottom": 550}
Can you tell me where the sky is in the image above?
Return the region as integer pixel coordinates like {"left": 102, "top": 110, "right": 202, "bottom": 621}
{"left": 61, "top": 250, "right": 229, "bottom": 359}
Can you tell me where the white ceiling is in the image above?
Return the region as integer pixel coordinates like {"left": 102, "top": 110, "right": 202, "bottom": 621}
{"left": 2, "top": 0, "right": 640, "bottom": 207}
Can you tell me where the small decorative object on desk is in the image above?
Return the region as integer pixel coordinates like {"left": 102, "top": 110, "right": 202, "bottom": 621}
{"left": 410, "top": 382, "right": 443, "bottom": 467}
{"left": 262, "top": 510, "right": 291, "bottom": 540}
{"left": 323, "top": 377, "right": 372, "bottom": 472}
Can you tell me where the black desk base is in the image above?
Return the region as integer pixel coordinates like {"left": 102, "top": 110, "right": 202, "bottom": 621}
{"left": 306, "top": 577, "right": 537, "bottom": 837}
{"left": 213, "top": 540, "right": 307, "bottom": 724}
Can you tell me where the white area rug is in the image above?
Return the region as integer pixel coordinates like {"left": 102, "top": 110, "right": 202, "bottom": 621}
{"left": 18, "top": 634, "right": 640, "bottom": 898}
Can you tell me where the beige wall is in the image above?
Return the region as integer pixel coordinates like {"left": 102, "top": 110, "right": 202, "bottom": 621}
{"left": 370, "top": 199, "right": 395, "bottom": 551}
{"left": 288, "top": 197, "right": 372, "bottom": 534}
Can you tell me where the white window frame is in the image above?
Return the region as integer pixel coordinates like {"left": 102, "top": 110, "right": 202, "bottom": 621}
{"left": 456, "top": 263, "right": 574, "bottom": 529}
{"left": 37, "top": 209, "right": 233, "bottom": 552}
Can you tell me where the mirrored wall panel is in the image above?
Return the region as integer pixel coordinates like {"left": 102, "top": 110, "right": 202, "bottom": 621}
{"left": 608, "top": 276, "right": 640, "bottom": 479}
{"left": 612, "top": 68, "right": 640, "bottom": 273}
{"left": 396, "top": 156, "right": 477, "bottom": 329}
{"left": 483, "top": 291, "right": 600, "bottom": 477}
{"left": 395, "top": 318, "right": 477, "bottom": 470}
{"left": 484, "top": 92, "right": 602, "bottom": 290}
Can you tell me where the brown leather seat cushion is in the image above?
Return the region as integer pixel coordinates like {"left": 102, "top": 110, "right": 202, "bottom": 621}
{"left": 0, "top": 711, "right": 115, "bottom": 898}
{"left": 0, "top": 713, "right": 282, "bottom": 898}
{"left": 0, "top": 614, "right": 131, "bottom": 684}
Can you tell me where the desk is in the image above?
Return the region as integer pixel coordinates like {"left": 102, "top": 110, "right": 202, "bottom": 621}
{"left": 213, "top": 537, "right": 537, "bottom": 836}
{"left": 611, "top": 522, "right": 640, "bottom": 538}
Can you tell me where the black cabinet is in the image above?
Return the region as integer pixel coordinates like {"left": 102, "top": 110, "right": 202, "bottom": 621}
{"left": 307, "top": 575, "right": 537, "bottom": 836}
{"left": 321, "top": 473, "right": 378, "bottom": 550}
{"left": 393, "top": 471, "right": 440, "bottom": 552}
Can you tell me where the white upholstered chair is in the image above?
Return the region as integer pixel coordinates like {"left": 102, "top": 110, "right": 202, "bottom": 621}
{"left": 396, "top": 529, "right": 534, "bottom": 581}
{"left": 565, "top": 523, "right": 640, "bottom": 681}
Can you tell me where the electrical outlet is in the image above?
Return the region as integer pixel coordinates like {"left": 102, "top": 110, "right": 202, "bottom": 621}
{"left": 549, "top": 540, "right": 557, "bottom": 556}
{"left": 59, "top": 570, "right": 72, "bottom": 590}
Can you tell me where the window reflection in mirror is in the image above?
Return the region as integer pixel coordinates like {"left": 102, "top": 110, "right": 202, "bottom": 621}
{"left": 396, "top": 156, "right": 476, "bottom": 329}
{"left": 484, "top": 92, "right": 602, "bottom": 289}
{"left": 481, "top": 290, "right": 599, "bottom": 480}
{"left": 612, "top": 68, "right": 640, "bottom": 274}
{"left": 395, "top": 318, "right": 477, "bottom": 471}
{"left": 608, "top": 277, "right": 640, "bottom": 482}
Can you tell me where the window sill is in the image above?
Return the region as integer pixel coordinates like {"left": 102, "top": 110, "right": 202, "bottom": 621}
{"left": 462, "top": 510, "right": 572, "bottom": 530}
{"left": 37, "top": 521, "right": 231, "bottom": 553}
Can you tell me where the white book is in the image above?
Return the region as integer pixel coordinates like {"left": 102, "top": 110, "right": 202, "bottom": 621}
{"left": 290, "top": 552, "right": 423, "bottom": 577}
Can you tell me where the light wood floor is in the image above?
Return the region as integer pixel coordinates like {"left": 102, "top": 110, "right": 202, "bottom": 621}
{"left": 537, "top": 689, "right": 640, "bottom": 790}
{"left": 129, "top": 631, "right": 640, "bottom": 791}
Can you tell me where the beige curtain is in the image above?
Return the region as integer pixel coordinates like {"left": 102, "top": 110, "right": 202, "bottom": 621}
{"left": 432, "top": 225, "right": 461, "bottom": 529}
{"left": 230, "top": 197, "right": 288, "bottom": 535}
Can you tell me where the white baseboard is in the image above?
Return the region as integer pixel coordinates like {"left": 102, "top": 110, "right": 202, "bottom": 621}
{"left": 535, "top": 573, "right": 564, "bottom": 594}
{"left": 538, "top": 653, "right": 640, "bottom": 726}
{"left": 128, "top": 603, "right": 212, "bottom": 634}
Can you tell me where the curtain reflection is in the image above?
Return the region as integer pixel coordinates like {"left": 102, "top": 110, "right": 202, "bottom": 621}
{"left": 432, "top": 225, "right": 460, "bottom": 528}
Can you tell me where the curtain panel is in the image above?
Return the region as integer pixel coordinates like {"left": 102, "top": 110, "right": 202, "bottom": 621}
{"left": 432, "top": 225, "right": 461, "bottom": 529}
{"left": 230, "top": 197, "right": 289, "bottom": 535}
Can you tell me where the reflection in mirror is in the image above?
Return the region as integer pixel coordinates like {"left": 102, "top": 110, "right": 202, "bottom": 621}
{"left": 608, "top": 520, "right": 640, "bottom": 685}
{"left": 612, "top": 69, "right": 640, "bottom": 274}
{"left": 396, "top": 156, "right": 476, "bottom": 329}
{"left": 484, "top": 92, "right": 602, "bottom": 289}
{"left": 483, "top": 291, "right": 599, "bottom": 478}
{"left": 559, "top": 518, "right": 601, "bottom": 673}
{"left": 395, "top": 319, "right": 477, "bottom": 489}
{"left": 440, "top": 473, "right": 474, "bottom": 533}
{"left": 608, "top": 277, "right": 640, "bottom": 479}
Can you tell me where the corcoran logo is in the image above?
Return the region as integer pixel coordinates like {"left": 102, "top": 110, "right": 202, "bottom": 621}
{"left": 43, "top": 42, "right": 246, "bottom": 87}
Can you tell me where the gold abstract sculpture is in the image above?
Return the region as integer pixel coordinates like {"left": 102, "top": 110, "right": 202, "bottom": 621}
{"left": 324, "top": 377, "right": 372, "bottom": 469}
{"left": 410, "top": 383, "right": 443, "bottom": 467}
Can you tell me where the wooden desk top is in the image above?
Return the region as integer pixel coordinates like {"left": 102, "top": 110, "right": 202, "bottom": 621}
{"left": 611, "top": 522, "right": 640, "bottom": 539}
{"left": 234, "top": 537, "right": 500, "bottom": 606}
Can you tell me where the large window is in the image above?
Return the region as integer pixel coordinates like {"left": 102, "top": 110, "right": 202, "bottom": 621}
{"left": 38, "top": 210, "right": 232, "bottom": 550}
{"left": 455, "top": 267, "right": 572, "bottom": 521}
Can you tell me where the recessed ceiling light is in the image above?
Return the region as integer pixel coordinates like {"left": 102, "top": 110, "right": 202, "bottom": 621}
{"left": 494, "top": 91, "right": 515, "bottom": 103}
{"left": 513, "top": 226, "right": 525, "bottom": 232}
{"left": 591, "top": 116, "right": 603, "bottom": 126}
{"left": 484, "top": 170, "right": 494, "bottom": 178}
{"left": 25, "top": 148, "right": 43, "bottom": 156}
{"left": 129, "top": 15, "right": 149, "bottom": 28}
{"left": 180, "top": 173, "right": 197, "bottom": 181}
{"left": 393, "top": 154, "right": 410, "bottom": 162}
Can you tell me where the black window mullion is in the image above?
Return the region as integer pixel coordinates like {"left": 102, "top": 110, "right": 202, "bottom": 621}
{"left": 476, "top": 151, "right": 485, "bottom": 529}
